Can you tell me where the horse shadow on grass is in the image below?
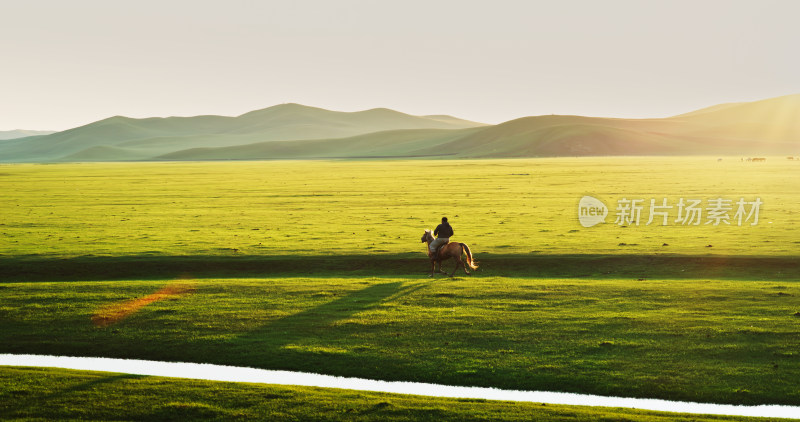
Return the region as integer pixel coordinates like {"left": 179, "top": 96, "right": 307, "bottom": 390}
{"left": 222, "top": 281, "right": 430, "bottom": 381}
{"left": 220, "top": 280, "right": 556, "bottom": 389}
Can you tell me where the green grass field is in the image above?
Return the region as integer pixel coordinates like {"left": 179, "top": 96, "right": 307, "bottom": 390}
{"left": 2, "top": 157, "right": 799, "bottom": 258}
{"left": 3, "top": 277, "right": 800, "bottom": 406}
{"left": 2, "top": 157, "right": 799, "bottom": 420}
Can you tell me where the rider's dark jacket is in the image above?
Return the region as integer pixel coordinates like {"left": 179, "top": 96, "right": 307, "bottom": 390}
{"left": 434, "top": 222, "right": 454, "bottom": 238}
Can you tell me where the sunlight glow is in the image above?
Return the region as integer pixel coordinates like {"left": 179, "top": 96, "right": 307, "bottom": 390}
{"left": 91, "top": 282, "right": 195, "bottom": 327}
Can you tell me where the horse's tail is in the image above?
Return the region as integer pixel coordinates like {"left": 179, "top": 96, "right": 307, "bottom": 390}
{"left": 460, "top": 243, "right": 478, "bottom": 270}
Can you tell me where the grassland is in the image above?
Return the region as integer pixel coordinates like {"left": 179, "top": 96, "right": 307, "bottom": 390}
{"left": 2, "top": 157, "right": 799, "bottom": 419}
{"left": 2, "top": 367, "right": 779, "bottom": 422}
{"left": 2, "top": 276, "right": 800, "bottom": 407}
{"left": 4, "top": 275, "right": 800, "bottom": 407}
{"left": 2, "top": 157, "right": 799, "bottom": 259}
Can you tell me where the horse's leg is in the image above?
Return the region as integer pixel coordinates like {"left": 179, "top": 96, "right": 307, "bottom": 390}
{"left": 462, "top": 248, "right": 471, "bottom": 275}
{"left": 429, "top": 257, "right": 436, "bottom": 277}
{"left": 433, "top": 251, "right": 444, "bottom": 273}
{"left": 450, "top": 253, "right": 462, "bottom": 277}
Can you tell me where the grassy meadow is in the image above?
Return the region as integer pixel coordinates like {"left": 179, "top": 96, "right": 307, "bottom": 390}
{"left": 3, "top": 277, "right": 800, "bottom": 406}
{"left": 2, "top": 157, "right": 800, "bottom": 420}
{"left": 2, "top": 157, "right": 799, "bottom": 259}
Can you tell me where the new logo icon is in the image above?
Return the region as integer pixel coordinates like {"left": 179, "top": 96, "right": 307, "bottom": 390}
{"left": 578, "top": 196, "right": 608, "bottom": 228}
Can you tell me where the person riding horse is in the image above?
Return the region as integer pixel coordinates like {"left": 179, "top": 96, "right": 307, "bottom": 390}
{"left": 421, "top": 218, "right": 477, "bottom": 277}
{"left": 430, "top": 217, "right": 453, "bottom": 256}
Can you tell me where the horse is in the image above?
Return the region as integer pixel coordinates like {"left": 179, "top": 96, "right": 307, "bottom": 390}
{"left": 421, "top": 229, "right": 478, "bottom": 277}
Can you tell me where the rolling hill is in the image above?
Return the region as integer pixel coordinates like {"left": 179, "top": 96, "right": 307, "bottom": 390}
{"left": 160, "top": 95, "right": 800, "bottom": 160}
{"left": 0, "top": 130, "right": 55, "bottom": 140}
{"left": 2, "top": 95, "right": 799, "bottom": 162}
{"left": 0, "top": 104, "right": 486, "bottom": 162}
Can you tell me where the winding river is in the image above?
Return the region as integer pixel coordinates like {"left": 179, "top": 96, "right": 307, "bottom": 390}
{"left": 2, "top": 354, "right": 798, "bottom": 419}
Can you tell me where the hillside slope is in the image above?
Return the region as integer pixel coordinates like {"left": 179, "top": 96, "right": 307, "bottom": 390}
{"left": 161, "top": 95, "right": 800, "bottom": 160}
{"left": 671, "top": 94, "right": 800, "bottom": 143}
{"left": 0, "top": 104, "right": 486, "bottom": 162}
{"left": 3, "top": 95, "right": 799, "bottom": 162}
{"left": 0, "top": 130, "right": 56, "bottom": 140}
{"left": 157, "top": 128, "right": 482, "bottom": 160}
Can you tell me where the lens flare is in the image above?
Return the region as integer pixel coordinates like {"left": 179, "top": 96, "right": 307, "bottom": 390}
{"left": 91, "top": 282, "right": 195, "bottom": 327}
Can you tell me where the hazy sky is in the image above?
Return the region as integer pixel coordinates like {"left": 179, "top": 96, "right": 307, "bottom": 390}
{"left": 2, "top": 0, "right": 799, "bottom": 130}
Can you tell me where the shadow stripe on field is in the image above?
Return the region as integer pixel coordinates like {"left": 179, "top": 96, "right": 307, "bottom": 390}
{"left": 1, "top": 253, "right": 798, "bottom": 282}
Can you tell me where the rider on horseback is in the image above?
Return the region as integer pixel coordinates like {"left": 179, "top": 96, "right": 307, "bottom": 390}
{"left": 420, "top": 218, "right": 477, "bottom": 277}
{"left": 430, "top": 217, "right": 453, "bottom": 258}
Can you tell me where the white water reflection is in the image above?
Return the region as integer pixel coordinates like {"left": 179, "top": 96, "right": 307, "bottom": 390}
{"left": 1, "top": 354, "right": 798, "bottom": 419}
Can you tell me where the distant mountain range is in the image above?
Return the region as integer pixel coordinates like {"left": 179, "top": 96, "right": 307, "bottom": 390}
{"left": 2, "top": 95, "right": 799, "bottom": 162}
{"left": 0, "top": 105, "right": 485, "bottom": 162}
{"left": 0, "top": 130, "right": 56, "bottom": 140}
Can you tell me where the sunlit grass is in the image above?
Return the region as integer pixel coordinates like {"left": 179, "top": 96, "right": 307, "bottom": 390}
{"left": 2, "top": 157, "right": 798, "bottom": 258}
{"left": 2, "top": 276, "right": 799, "bottom": 405}
{"left": 2, "top": 157, "right": 799, "bottom": 419}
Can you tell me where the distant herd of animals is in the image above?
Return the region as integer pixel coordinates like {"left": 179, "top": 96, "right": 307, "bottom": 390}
{"left": 714, "top": 157, "right": 800, "bottom": 162}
